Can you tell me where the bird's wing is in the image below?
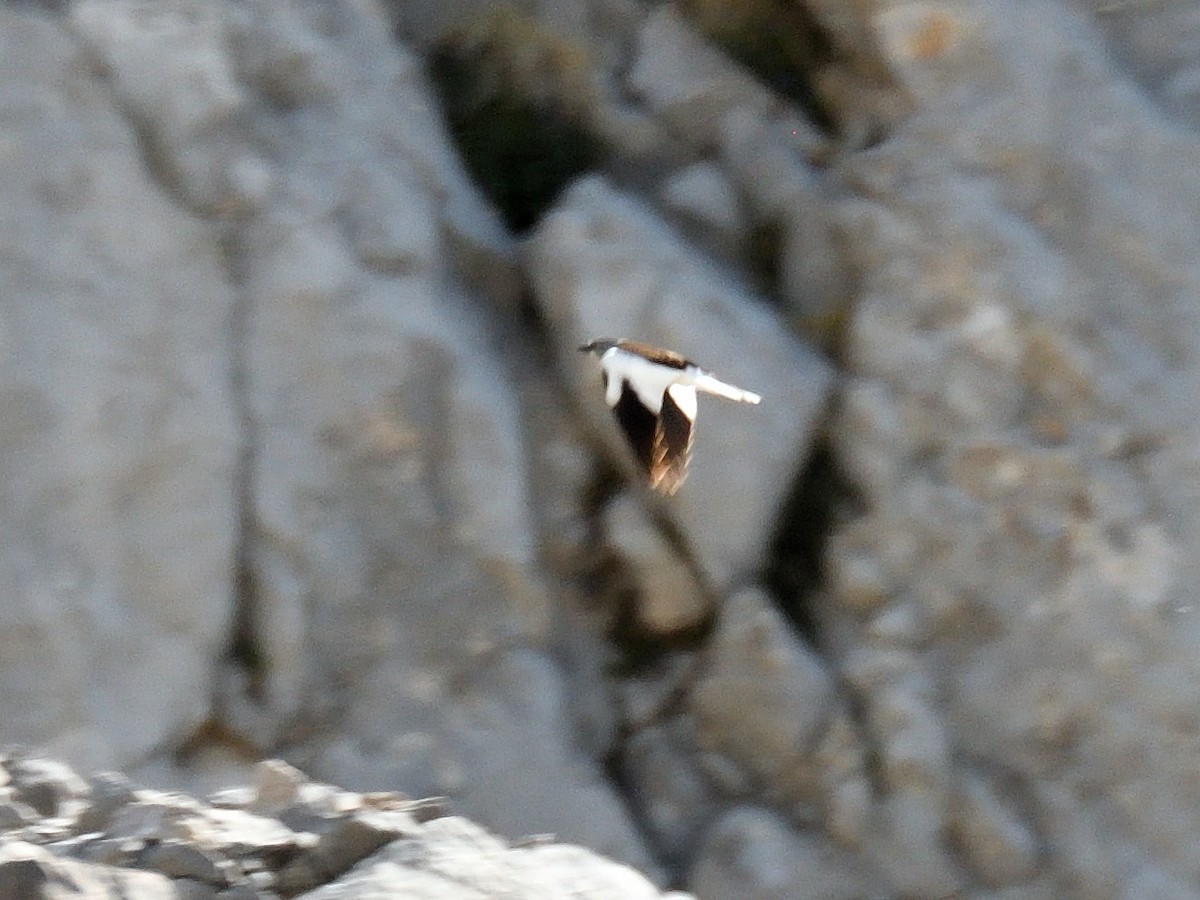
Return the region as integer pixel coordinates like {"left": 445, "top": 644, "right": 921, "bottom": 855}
{"left": 649, "top": 385, "right": 695, "bottom": 495}
{"left": 613, "top": 381, "right": 659, "bottom": 475}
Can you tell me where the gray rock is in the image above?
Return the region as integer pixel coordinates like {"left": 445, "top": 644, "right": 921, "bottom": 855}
{"left": 1092, "top": 0, "right": 1200, "bottom": 131}
{"left": 0, "top": 4, "right": 238, "bottom": 771}
{"left": 77, "top": 836, "right": 145, "bottom": 867}
{"left": 69, "top": 0, "right": 265, "bottom": 214}
{"left": 170, "top": 805, "right": 306, "bottom": 859}
{"left": 6, "top": 757, "right": 88, "bottom": 818}
{"left": 299, "top": 815, "right": 672, "bottom": 900}
{"left": 275, "top": 808, "right": 417, "bottom": 895}
{"left": 203, "top": 2, "right": 541, "bottom": 767}
{"left": 306, "top": 645, "right": 655, "bottom": 876}
{"left": 863, "top": 790, "right": 962, "bottom": 898}
{"left": 687, "top": 807, "right": 883, "bottom": 900}
{"left": 822, "top": 0, "right": 1200, "bottom": 892}
{"left": 948, "top": 773, "right": 1040, "bottom": 888}
{"left": 659, "top": 162, "right": 746, "bottom": 253}
{"left": 602, "top": 491, "right": 711, "bottom": 638}
{"left": 247, "top": 759, "right": 309, "bottom": 817}
{"left": 716, "top": 108, "right": 848, "bottom": 334}
{"left": 689, "top": 588, "right": 836, "bottom": 814}
{"left": 141, "top": 839, "right": 228, "bottom": 885}
{"left": 1, "top": 754, "right": 679, "bottom": 899}
{"left": 215, "top": 886, "right": 265, "bottom": 900}
{"left": 1119, "top": 865, "right": 1200, "bottom": 900}
{"left": 628, "top": 6, "right": 784, "bottom": 151}
{"left": 621, "top": 722, "right": 718, "bottom": 864}
{"left": 13, "top": 0, "right": 1200, "bottom": 895}
{"left": 76, "top": 771, "right": 139, "bottom": 834}
{"left": 0, "top": 839, "right": 181, "bottom": 900}
{"left": 106, "top": 792, "right": 202, "bottom": 842}
{"left": 0, "top": 796, "right": 38, "bottom": 830}
{"left": 62, "top": 2, "right": 627, "bottom": 872}
{"left": 428, "top": 648, "right": 658, "bottom": 878}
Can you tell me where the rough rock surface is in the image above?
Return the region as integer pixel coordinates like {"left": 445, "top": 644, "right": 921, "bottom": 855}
{"left": 4, "top": 0, "right": 1200, "bottom": 897}
{"left": 0, "top": 752, "right": 678, "bottom": 900}
{"left": 824, "top": 1, "right": 1200, "bottom": 895}
{"left": 0, "top": 6, "right": 238, "bottom": 769}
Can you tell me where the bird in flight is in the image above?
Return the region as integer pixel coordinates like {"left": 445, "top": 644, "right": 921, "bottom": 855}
{"left": 578, "top": 338, "right": 761, "bottom": 495}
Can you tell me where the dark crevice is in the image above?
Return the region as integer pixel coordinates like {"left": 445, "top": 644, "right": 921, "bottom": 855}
{"left": 765, "top": 425, "right": 860, "bottom": 647}
{"left": 679, "top": 0, "right": 840, "bottom": 138}
{"left": 601, "top": 742, "right": 691, "bottom": 889}
{"left": 228, "top": 553, "right": 265, "bottom": 702}
{"left": 426, "top": 17, "right": 608, "bottom": 233}
{"left": 745, "top": 216, "right": 790, "bottom": 308}
{"left": 219, "top": 227, "right": 268, "bottom": 710}
{"left": 765, "top": 416, "right": 891, "bottom": 805}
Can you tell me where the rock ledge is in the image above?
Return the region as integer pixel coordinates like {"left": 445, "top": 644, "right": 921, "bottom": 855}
{"left": 0, "top": 750, "right": 682, "bottom": 900}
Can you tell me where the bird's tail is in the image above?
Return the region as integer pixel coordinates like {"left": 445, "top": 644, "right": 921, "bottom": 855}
{"left": 693, "top": 372, "right": 761, "bottom": 404}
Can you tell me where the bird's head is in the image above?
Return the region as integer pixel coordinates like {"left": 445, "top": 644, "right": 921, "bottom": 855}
{"left": 577, "top": 337, "right": 619, "bottom": 356}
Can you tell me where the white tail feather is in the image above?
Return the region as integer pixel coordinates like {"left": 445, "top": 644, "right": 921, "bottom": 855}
{"left": 693, "top": 372, "right": 761, "bottom": 404}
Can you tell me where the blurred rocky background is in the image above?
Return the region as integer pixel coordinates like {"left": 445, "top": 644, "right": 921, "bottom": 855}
{"left": 1, "top": 0, "right": 1199, "bottom": 897}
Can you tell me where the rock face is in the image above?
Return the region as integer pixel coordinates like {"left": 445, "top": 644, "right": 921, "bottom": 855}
{"left": 825, "top": 2, "right": 1200, "bottom": 894}
{"left": 0, "top": 7, "right": 238, "bottom": 768}
{"left": 3, "top": 0, "right": 1200, "bottom": 897}
{"left": 0, "top": 752, "right": 677, "bottom": 900}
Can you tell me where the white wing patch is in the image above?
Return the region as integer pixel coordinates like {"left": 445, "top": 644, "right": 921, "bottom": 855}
{"left": 666, "top": 383, "right": 697, "bottom": 421}
{"left": 598, "top": 346, "right": 759, "bottom": 413}
{"left": 600, "top": 348, "right": 683, "bottom": 413}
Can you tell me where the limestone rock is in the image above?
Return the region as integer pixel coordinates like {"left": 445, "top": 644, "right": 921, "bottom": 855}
{"left": 0, "top": 841, "right": 180, "bottom": 900}
{"left": 302, "top": 816, "right": 672, "bottom": 900}
{"left": 687, "top": 806, "right": 884, "bottom": 900}
{"left": 688, "top": 588, "right": 836, "bottom": 814}
{"left": 0, "top": 752, "right": 680, "bottom": 900}
{"left": 949, "top": 773, "right": 1040, "bottom": 887}
{"left": 0, "top": 5, "right": 238, "bottom": 769}
{"left": 717, "top": 108, "right": 847, "bottom": 339}
{"left": 659, "top": 162, "right": 746, "bottom": 253}
{"left": 211, "top": 0, "right": 537, "bottom": 740}
{"left": 306, "top": 647, "right": 656, "bottom": 878}
{"left": 69, "top": 0, "right": 263, "bottom": 214}
{"left": 602, "top": 491, "right": 710, "bottom": 638}
{"left": 628, "top": 6, "right": 783, "bottom": 151}
{"left": 620, "top": 721, "right": 718, "bottom": 864}
{"left": 10, "top": 0, "right": 1200, "bottom": 895}
{"left": 822, "top": 0, "right": 1200, "bottom": 891}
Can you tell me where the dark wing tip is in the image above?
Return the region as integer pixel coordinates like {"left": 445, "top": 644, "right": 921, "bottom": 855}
{"left": 613, "top": 383, "right": 658, "bottom": 474}
{"left": 648, "top": 389, "right": 694, "bottom": 495}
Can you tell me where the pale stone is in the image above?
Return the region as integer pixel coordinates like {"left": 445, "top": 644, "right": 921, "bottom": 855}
{"left": 603, "top": 491, "right": 710, "bottom": 637}
{"left": 688, "top": 806, "right": 883, "bottom": 900}
{"left": 689, "top": 588, "right": 834, "bottom": 810}
{"left": 660, "top": 162, "right": 745, "bottom": 243}
{"left": 0, "top": 7, "right": 237, "bottom": 768}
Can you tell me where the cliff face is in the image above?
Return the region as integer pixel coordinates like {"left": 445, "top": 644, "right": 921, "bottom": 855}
{"left": 3, "top": 0, "right": 1200, "bottom": 897}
